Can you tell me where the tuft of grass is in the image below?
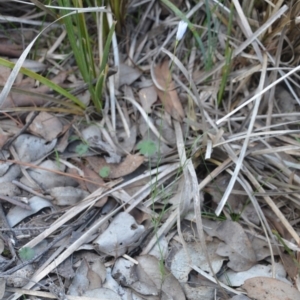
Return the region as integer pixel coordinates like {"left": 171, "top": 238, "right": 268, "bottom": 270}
{"left": 58, "top": 0, "right": 115, "bottom": 112}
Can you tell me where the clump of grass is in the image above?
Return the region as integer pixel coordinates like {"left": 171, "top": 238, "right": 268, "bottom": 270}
{"left": 58, "top": 0, "right": 115, "bottom": 112}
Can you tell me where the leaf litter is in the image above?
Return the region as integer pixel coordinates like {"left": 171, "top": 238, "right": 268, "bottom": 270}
{"left": 0, "top": 1, "right": 300, "bottom": 300}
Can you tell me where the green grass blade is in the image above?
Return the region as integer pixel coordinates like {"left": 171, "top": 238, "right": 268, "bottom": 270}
{"left": 160, "top": 0, "right": 208, "bottom": 69}
{"left": 0, "top": 57, "right": 86, "bottom": 109}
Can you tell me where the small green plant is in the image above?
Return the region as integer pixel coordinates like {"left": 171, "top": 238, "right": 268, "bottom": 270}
{"left": 137, "top": 140, "right": 157, "bottom": 156}
{"left": 19, "top": 247, "right": 35, "bottom": 261}
{"left": 75, "top": 143, "right": 89, "bottom": 157}
{"left": 99, "top": 166, "right": 110, "bottom": 178}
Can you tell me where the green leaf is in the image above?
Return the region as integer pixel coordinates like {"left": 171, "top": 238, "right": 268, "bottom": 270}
{"left": 137, "top": 140, "right": 157, "bottom": 156}
{"left": 19, "top": 247, "right": 35, "bottom": 261}
{"left": 99, "top": 166, "right": 110, "bottom": 178}
{"left": 75, "top": 143, "right": 89, "bottom": 156}
{"left": 0, "top": 57, "right": 86, "bottom": 109}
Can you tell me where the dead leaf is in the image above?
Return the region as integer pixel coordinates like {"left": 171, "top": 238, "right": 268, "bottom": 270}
{"left": 170, "top": 240, "right": 224, "bottom": 282}
{"left": 281, "top": 252, "right": 300, "bottom": 282}
{"left": 136, "top": 255, "right": 186, "bottom": 300}
{"left": 6, "top": 196, "right": 53, "bottom": 227}
{"left": 0, "top": 43, "right": 22, "bottom": 57}
{"left": 138, "top": 85, "right": 157, "bottom": 113}
{"left": 0, "top": 278, "right": 5, "bottom": 299}
{"left": 68, "top": 259, "right": 90, "bottom": 296}
{"left": 49, "top": 186, "right": 89, "bottom": 206}
{"left": 83, "top": 287, "right": 122, "bottom": 299}
{"left": 112, "top": 258, "right": 138, "bottom": 286}
{"left": 153, "top": 60, "right": 185, "bottom": 121}
{"left": 215, "top": 220, "right": 256, "bottom": 271}
{"left": 0, "top": 132, "right": 9, "bottom": 148}
{"left": 94, "top": 212, "right": 145, "bottom": 257}
{"left": 219, "top": 263, "right": 289, "bottom": 286}
{"left": 6, "top": 265, "right": 35, "bottom": 287}
{"left": 2, "top": 72, "right": 68, "bottom": 108}
{"left": 13, "top": 134, "right": 57, "bottom": 162}
{"left": 20, "top": 160, "right": 78, "bottom": 190}
{"left": 27, "top": 112, "right": 63, "bottom": 141}
{"left": 117, "top": 124, "right": 137, "bottom": 153}
{"left": 243, "top": 277, "right": 300, "bottom": 300}
{"left": 119, "top": 63, "right": 142, "bottom": 86}
{"left": 87, "top": 154, "right": 144, "bottom": 179}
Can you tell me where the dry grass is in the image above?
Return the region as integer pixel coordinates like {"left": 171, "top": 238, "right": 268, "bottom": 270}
{"left": 1, "top": 0, "right": 300, "bottom": 299}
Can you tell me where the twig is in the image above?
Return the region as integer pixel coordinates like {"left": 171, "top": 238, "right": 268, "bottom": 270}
{"left": 0, "top": 195, "right": 31, "bottom": 210}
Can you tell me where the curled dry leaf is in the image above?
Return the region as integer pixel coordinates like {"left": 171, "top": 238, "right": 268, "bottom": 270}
{"left": 153, "top": 59, "right": 185, "bottom": 121}
{"left": 0, "top": 165, "right": 21, "bottom": 184}
{"left": 215, "top": 220, "right": 256, "bottom": 272}
{"left": 219, "top": 263, "right": 289, "bottom": 286}
{"left": 6, "top": 196, "right": 53, "bottom": 227}
{"left": 94, "top": 212, "right": 145, "bottom": 257}
{"left": 87, "top": 154, "right": 144, "bottom": 179}
{"left": 243, "top": 276, "right": 300, "bottom": 300}
{"left": 13, "top": 134, "right": 57, "bottom": 163}
{"left": 26, "top": 112, "right": 63, "bottom": 142}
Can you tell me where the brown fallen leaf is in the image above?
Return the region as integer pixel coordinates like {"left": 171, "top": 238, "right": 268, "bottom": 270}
{"left": 0, "top": 43, "right": 23, "bottom": 57}
{"left": 1, "top": 72, "right": 68, "bottom": 108}
{"left": 27, "top": 112, "right": 63, "bottom": 141}
{"left": 68, "top": 164, "right": 108, "bottom": 207}
{"left": 243, "top": 276, "right": 300, "bottom": 300}
{"left": 215, "top": 220, "right": 257, "bottom": 271}
{"left": 87, "top": 154, "right": 144, "bottom": 179}
{"left": 153, "top": 59, "right": 185, "bottom": 121}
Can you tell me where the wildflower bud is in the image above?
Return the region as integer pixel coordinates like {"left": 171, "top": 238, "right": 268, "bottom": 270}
{"left": 176, "top": 20, "right": 188, "bottom": 41}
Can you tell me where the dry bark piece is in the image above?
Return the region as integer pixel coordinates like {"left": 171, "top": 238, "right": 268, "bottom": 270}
{"left": 87, "top": 154, "right": 144, "bottom": 179}
{"left": 243, "top": 276, "right": 300, "bottom": 300}
{"left": 153, "top": 60, "right": 185, "bottom": 121}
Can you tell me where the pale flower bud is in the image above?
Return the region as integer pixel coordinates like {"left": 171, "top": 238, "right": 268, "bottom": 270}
{"left": 176, "top": 20, "right": 188, "bottom": 41}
